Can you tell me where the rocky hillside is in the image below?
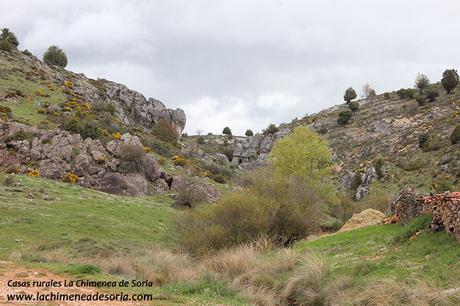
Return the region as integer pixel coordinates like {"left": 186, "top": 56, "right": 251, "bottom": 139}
{"left": 0, "top": 49, "right": 185, "bottom": 136}
{"left": 232, "top": 83, "right": 460, "bottom": 199}
{"left": 0, "top": 49, "right": 195, "bottom": 196}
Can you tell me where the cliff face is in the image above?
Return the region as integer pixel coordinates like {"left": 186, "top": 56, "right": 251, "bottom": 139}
{"left": 233, "top": 88, "right": 460, "bottom": 198}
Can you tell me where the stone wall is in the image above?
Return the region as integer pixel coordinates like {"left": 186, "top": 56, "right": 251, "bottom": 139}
{"left": 392, "top": 189, "right": 460, "bottom": 241}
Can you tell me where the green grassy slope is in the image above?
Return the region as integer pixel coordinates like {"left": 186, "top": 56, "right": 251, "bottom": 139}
{"left": 295, "top": 224, "right": 460, "bottom": 288}
{"left": 0, "top": 173, "right": 175, "bottom": 258}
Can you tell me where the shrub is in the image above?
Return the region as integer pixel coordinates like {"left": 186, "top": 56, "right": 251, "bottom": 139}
{"left": 0, "top": 28, "right": 19, "bottom": 47}
{"left": 43, "top": 45, "right": 68, "bottom": 68}
{"left": 0, "top": 39, "right": 11, "bottom": 52}
{"left": 414, "top": 73, "right": 430, "bottom": 93}
{"left": 222, "top": 126, "right": 232, "bottom": 136}
{"left": 441, "top": 69, "right": 459, "bottom": 94}
{"left": 173, "top": 177, "right": 210, "bottom": 209}
{"left": 263, "top": 124, "right": 279, "bottom": 135}
{"left": 22, "top": 49, "right": 32, "bottom": 57}
{"left": 418, "top": 133, "right": 442, "bottom": 152}
{"left": 343, "top": 87, "right": 357, "bottom": 103}
{"left": 396, "top": 88, "right": 415, "bottom": 99}
{"left": 152, "top": 119, "right": 178, "bottom": 143}
{"left": 426, "top": 87, "right": 439, "bottom": 102}
{"left": 374, "top": 158, "right": 385, "bottom": 179}
{"left": 0, "top": 105, "right": 12, "bottom": 119}
{"left": 112, "top": 132, "right": 122, "bottom": 140}
{"left": 27, "top": 169, "right": 40, "bottom": 177}
{"left": 196, "top": 136, "right": 205, "bottom": 144}
{"left": 383, "top": 92, "right": 391, "bottom": 99}
{"left": 172, "top": 155, "right": 187, "bottom": 167}
{"left": 348, "top": 101, "right": 359, "bottom": 112}
{"left": 63, "top": 119, "right": 101, "bottom": 140}
{"left": 416, "top": 95, "right": 427, "bottom": 106}
{"left": 450, "top": 125, "right": 460, "bottom": 144}
{"left": 393, "top": 214, "right": 432, "bottom": 243}
{"left": 63, "top": 172, "right": 79, "bottom": 183}
{"left": 337, "top": 110, "right": 352, "bottom": 125}
{"left": 120, "top": 144, "right": 145, "bottom": 164}
{"left": 2, "top": 174, "right": 17, "bottom": 186}
{"left": 245, "top": 129, "right": 254, "bottom": 137}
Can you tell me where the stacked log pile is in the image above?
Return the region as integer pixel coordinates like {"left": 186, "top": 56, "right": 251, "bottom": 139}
{"left": 392, "top": 189, "right": 460, "bottom": 242}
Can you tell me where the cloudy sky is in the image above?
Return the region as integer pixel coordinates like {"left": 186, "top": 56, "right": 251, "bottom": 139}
{"left": 2, "top": 0, "right": 460, "bottom": 135}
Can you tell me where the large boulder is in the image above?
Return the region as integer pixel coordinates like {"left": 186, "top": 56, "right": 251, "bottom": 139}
{"left": 100, "top": 173, "right": 148, "bottom": 195}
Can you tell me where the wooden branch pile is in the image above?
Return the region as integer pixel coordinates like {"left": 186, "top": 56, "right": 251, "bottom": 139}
{"left": 392, "top": 189, "right": 460, "bottom": 242}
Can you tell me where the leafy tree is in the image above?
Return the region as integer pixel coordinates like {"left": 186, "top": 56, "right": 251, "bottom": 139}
{"left": 414, "top": 73, "right": 430, "bottom": 93}
{"left": 245, "top": 129, "right": 254, "bottom": 137}
{"left": 451, "top": 125, "right": 460, "bottom": 144}
{"left": 43, "top": 45, "right": 67, "bottom": 67}
{"left": 337, "top": 110, "right": 352, "bottom": 125}
{"left": 348, "top": 101, "right": 359, "bottom": 112}
{"left": 441, "top": 69, "right": 459, "bottom": 94}
{"left": 269, "top": 126, "right": 334, "bottom": 184}
{"left": 362, "top": 84, "right": 376, "bottom": 98}
{"left": 343, "top": 87, "right": 357, "bottom": 103}
{"left": 222, "top": 126, "right": 232, "bottom": 136}
{"left": 0, "top": 28, "right": 19, "bottom": 47}
{"left": 264, "top": 123, "right": 279, "bottom": 135}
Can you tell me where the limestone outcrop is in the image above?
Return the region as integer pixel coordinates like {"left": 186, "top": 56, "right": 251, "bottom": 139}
{"left": 0, "top": 121, "right": 163, "bottom": 195}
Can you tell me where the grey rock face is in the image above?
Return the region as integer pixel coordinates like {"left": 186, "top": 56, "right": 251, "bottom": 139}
{"left": 0, "top": 122, "right": 162, "bottom": 196}
{"left": 231, "top": 128, "right": 291, "bottom": 168}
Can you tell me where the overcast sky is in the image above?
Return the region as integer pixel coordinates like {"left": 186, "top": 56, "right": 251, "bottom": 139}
{"left": 2, "top": 0, "right": 460, "bottom": 135}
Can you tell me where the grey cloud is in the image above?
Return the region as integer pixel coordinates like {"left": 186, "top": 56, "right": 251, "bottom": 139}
{"left": 2, "top": 0, "right": 460, "bottom": 134}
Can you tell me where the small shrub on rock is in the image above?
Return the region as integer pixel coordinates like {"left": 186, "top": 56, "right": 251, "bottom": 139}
{"left": 418, "top": 133, "right": 442, "bottom": 152}
{"left": 245, "top": 129, "right": 254, "bottom": 137}
{"left": 0, "top": 39, "right": 11, "bottom": 52}
{"left": 416, "top": 95, "right": 427, "bottom": 106}
{"left": 27, "top": 169, "right": 40, "bottom": 177}
{"left": 396, "top": 88, "right": 415, "bottom": 100}
{"left": 120, "top": 144, "right": 145, "bottom": 164}
{"left": 263, "top": 124, "right": 279, "bottom": 135}
{"left": 383, "top": 92, "right": 391, "bottom": 99}
{"left": 450, "top": 125, "right": 460, "bottom": 144}
{"left": 414, "top": 73, "right": 430, "bottom": 93}
{"left": 0, "top": 28, "right": 19, "bottom": 47}
{"left": 172, "top": 155, "right": 187, "bottom": 167}
{"left": 64, "top": 172, "right": 79, "bottom": 183}
{"left": 222, "top": 126, "right": 232, "bottom": 136}
{"left": 152, "top": 119, "right": 178, "bottom": 143}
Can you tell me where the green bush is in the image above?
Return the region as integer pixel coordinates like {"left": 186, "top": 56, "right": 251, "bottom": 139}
{"left": 396, "top": 88, "right": 415, "bottom": 100}
{"left": 43, "top": 45, "right": 68, "bottom": 68}
{"left": 393, "top": 214, "right": 432, "bottom": 243}
{"left": 418, "top": 133, "right": 441, "bottom": 152}
{"left": 450, "top": 125, "right": 460, "bottom": 144}
{"left": 441, "top": 69, "right": 459, "bottom": 94}
{"left": 415, "top": 95, "right": 426, "bottom": 106}
{"left": 374, "top": 158, "right": 385, "bottom": 179}
{"left": 425, "top": 88, "right": 439, "bottom": 102}
{"left": 64, "top": 119, "right": 101, "bottom": 140}
{"left": 414, "top": 73, "right": 430, "bottom": 93}
{"left": 343, "top": 87, "right": 357, "bottom": 103}
{"left": 222, "top": 126, "right": 232, "bottom": 136}
{"left": 0, "top": 28, "right": 19, "bottom": 48}
{"left": 263, "top": 124, "right": 279, "bottom": 135}
{"left": 0, "top": 39, "right": 11, "bottom": 52}
{"left": 196, "top": 136, "right": 205, "bottom": 144}
{"left": 337, "top": 110, "right": 352, "bottom": 125}
{"left": 173, "top": 177, "right": 210, "bottom": 209}
{"left": 383, "top": 92, "right": 391, "bottom": 99}
{"left": 348, "top": 101, "right": 359, "bottom": 112}
{"left": 22, "top": 49, "right": 32, "bottom": 57}
{"left": 245, "top": 129, "right": 254, "bottom": 137}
